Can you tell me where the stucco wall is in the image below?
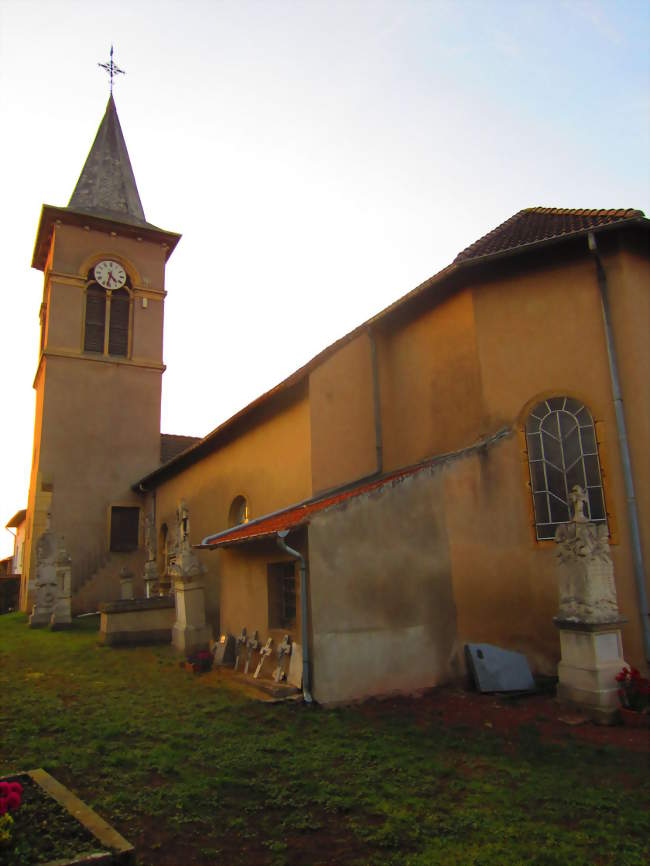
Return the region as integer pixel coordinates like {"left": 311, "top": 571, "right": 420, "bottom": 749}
{"left": 470, "top": 252, "right": 648, "bottom": 668}
{"left": 309, "top": 332, "right": 377, "bottom": 493}
{"left": 377, "top": 288, "right": 484, "bottom": 472}
{"left": 308, "top": 466, "right": 458, "bottom": 705}
{"left": 153, "top": 392, "right": 312, "bottom": 629}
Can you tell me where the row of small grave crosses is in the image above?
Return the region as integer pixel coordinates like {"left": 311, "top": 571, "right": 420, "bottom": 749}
{"left": 232, "top": 628, "right": 292, "bottom": 682}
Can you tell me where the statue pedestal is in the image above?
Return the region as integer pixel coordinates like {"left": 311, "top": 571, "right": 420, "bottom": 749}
{"left": 554, "top": 617, "right": 627, "bottom": 724}
{"left": 171, "top": 580, "right": 212, "bottom": 656}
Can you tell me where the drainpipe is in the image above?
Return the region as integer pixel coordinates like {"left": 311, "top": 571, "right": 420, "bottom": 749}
{"left": 277, "top": 530, "right": 313, "bottom": 703}
{"left": 587, "top": 231, "right": 650, "bottom": 663}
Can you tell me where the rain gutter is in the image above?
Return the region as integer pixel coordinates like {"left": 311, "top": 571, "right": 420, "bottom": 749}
{"left": 587, "top": 231, "right": 650, "bottom": 663}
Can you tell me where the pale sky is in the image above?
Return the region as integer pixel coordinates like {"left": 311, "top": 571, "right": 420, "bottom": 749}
{"left": 1, "top": 0, "right": 649, "bottom": 557}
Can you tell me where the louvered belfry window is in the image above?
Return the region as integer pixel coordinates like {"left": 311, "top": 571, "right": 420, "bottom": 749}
{"left": 108, "top": 288, "right": 130, "bottom": 356}
{"left": 84, "top": 285, "right": 106, "bottom": 352}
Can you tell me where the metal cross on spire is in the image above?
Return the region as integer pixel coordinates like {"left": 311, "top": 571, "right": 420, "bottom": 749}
{"left": 98, "top": 45, "right": 125, "bottom": 94}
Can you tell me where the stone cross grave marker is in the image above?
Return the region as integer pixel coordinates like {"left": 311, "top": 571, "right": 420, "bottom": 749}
{"left": 234, "top": 627, "right": 247, "bottom": 672}
{"left": 254, "top": 637, "right": 273, "bottom": 679}
{"left": 273, "top": 634, "right": 292, "bottom": 682}
{"left": 244, "top": 630, "right": 260, "bottom": 675}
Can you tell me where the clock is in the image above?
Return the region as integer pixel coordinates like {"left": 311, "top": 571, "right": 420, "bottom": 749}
{"left": 94, "top": 260, "right": 127, "bottom": 290}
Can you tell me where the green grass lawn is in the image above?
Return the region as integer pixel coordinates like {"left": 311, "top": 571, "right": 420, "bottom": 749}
{"left": 0, "top": 612, "right": 648, "bottom": 866}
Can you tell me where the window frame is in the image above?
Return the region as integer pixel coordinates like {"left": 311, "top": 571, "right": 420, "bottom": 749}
{"left": 82, "top": 265, "right": 133, "bottom": 358}
{"left": 522, "top": 396, "right": 610, "bottom": 542}
{"left": 267, "top": 561, "right": 297, "bottom": 630}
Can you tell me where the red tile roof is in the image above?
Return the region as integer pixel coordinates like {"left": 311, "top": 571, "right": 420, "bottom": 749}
{"left": 160, "top": 433, "right": 202, "bottom": 465}
{"left": 197, "top": 462, "right": 433, "bottom": 549}
{"left": 454, "top": 207, "right": 644, "bottom": 264}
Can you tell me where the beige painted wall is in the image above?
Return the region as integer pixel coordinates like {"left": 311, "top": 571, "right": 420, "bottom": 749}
{"left": 377, "top": 289, "right": 485, "bottom": 471}
{"left": 153, "top": 392, "right": 312, "bottom": 628}
{"left": 217, "top": 539, "right": 304, "bottom": 647}
{"left": 24, "top": 222, "right": 166, "bottom": 607}
{"left": 470, "top": 252, "right": 649, "bottom": 668}
{"left": 309, "top": 332, "right": 377, "bottom": 493}
{"left": 308, "top": 467, "right": 458, "bottom": 704}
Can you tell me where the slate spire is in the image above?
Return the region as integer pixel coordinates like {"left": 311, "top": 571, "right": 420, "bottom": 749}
{"left": 68, "top": 94, "right": 147, "bottom": 225}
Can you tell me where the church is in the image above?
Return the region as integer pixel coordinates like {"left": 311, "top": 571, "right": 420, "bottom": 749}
{"left": 17, "top": 94, "right": 650, "bottom": 704}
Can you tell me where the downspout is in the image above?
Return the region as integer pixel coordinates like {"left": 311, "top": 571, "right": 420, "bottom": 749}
{"left": 277, "top": 530, "right": 313, "bottom": 703}
{"left": 368, "top": 328, "right": 383, "bottom": 474}
{"left": 587, "top": 231, "right": 650, "bottom": 663}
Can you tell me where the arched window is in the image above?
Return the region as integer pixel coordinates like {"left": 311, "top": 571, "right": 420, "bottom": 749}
{"left": 83, "top": 266, "right": 131, "bottom": 357}
{"left": 525, "top": 397, "right": 607, "bottom": 540}
{"left": 228, "top": 495, "right": 249, "bottom": 527}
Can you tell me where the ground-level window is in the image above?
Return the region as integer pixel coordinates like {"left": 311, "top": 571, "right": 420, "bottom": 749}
{"left": 525, "top": 396, "right": 607, "bottom": 540}
{"left": 110, "top": 506, "right": 140, "bottom": 552}
{"left": 268, "top": 562, "right": 297, "bottom": 629}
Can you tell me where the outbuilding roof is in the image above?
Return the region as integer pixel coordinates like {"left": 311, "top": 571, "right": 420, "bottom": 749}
{"left": 5, "top": 509, "right": 26, "bottom": 529}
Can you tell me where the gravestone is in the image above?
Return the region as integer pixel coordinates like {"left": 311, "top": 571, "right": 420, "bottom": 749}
{"left": 29, "top": 514, "right": 58, "bottom": 627}
{"left": 234, "top": 627, "right": 247, "bottom": 672}
{"left": 120, "top": 566, "right": 134, "bottom": 601}
{"left": 554, "top": 486, "right": 627, "bottom": 723}
{"left": 288, "top": 642, "right": 303, "bottom": 690}
{"left": 273, "top": 634, "right": 292, "bottom": 683}
{"left": 244, "top": 631, "right": 260, "bottom": 675}
{"left": 465, "top": 643, "right": 535, "bottom": 693}
{"left": 254, "top": 637, "right": 273, "bottom": 679}
{"left": 50, "top": 535, "right": 72, "bottom": 629}
{"left": 213, "top": 633, "right": 236, "bottom": 666}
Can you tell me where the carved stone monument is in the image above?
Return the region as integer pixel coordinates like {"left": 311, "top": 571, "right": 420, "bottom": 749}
{"left": 120, "top": 566, "right": 135, "bottom": 601}
{"left": 50, "top": 535, "right": 72, "bottom": 629}
{"left": 29, "top": 514, "right": 59, "bottom": 627}
{"left": 234, "top": 627, "right": 247, "bottom": 672}
{"left": 143, "top": 513, "right": 160, "bottom": 598}
{"left": 244, "top": 630, "right": 260, "bottom": 675}
{"left": 273, "top": 634, "right": 292, "bottom": 683}
{"left": 554, "top": 486, "right": 627, "bottom": 722}
{"left": 254, "top": 637, "right": 273, "bottom": 679}
{"left": 169, "top": 501, "right": 212, "bottom": 655}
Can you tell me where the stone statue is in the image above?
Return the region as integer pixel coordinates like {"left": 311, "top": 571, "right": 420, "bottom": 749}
{"left": 168, "top": 499, "right": 204, "bottom": 583}
{"left": 50, "top": 535, "right": 72, "bottom": 628}
{"left": 29, "top": 513, "right": 59, "bottom": 627}
{"left": 554, "top": 486, "right": 619, "bottom": 623}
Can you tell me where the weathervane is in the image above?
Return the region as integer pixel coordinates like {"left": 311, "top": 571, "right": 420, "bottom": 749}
{"left": 98, "top": 45, "right": 125, "bottom": 94}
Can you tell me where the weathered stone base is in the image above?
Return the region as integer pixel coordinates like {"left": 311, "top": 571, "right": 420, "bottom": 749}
{"left": 99, "top": 597, "right": 175, "bottom": 647}
{"left": 171, "top": 581, "right": 212, "bottom": 656}
{"left": 554, "top": 617, "right": 627, "bottom": 725}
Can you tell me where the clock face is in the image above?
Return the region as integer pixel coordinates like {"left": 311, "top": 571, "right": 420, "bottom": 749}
{"left": 94, "top": 260, "right": 127, "bottom": 290}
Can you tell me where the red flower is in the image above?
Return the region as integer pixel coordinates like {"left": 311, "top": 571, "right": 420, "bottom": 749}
{"left": 6, "top": 792, "right": 20, "bottom": 811}
{"left": 8, "top": 781, "right": 23, "bottom": 796}
{"left": 0, "top": 783, "right": 8, "bottom": 798}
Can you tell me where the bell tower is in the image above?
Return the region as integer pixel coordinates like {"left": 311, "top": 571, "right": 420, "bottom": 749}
{"left": 22, "top": 94, "right": 181, "bottom": 611}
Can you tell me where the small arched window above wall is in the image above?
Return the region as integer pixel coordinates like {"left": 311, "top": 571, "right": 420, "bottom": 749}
{"left": 525, "top": 397, "right": 607, "bottom": 541}
{"left": 229, "top": 495, "right": 249, "bottom": 527}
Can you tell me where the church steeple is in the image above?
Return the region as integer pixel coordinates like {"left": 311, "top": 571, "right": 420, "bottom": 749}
{"left": 68, "top": 94, "right": 146, "bottom": 225}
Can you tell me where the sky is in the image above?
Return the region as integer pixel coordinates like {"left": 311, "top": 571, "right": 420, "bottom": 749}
{"left": 1, "top": 0, "right": 649, "bottom": 558}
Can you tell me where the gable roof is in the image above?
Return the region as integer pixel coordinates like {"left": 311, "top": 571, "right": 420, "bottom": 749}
{"left": 136, "top": 205, "right": 648, "bottom": 491}
{"left": 454, "top": 207, "right": 645, "bottom": 264}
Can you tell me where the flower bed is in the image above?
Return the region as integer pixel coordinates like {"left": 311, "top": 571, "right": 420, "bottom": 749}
{"left": 0, "top": 771, "right": 133, "bottom": 865}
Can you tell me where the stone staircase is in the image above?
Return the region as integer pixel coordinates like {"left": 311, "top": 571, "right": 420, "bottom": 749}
{"left": 73, "top": 549, "right": 147, "bottom": 614}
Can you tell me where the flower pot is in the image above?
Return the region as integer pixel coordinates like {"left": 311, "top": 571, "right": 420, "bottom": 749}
{"left": 619, "top": 707, "right": 650, "bottom": 728}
